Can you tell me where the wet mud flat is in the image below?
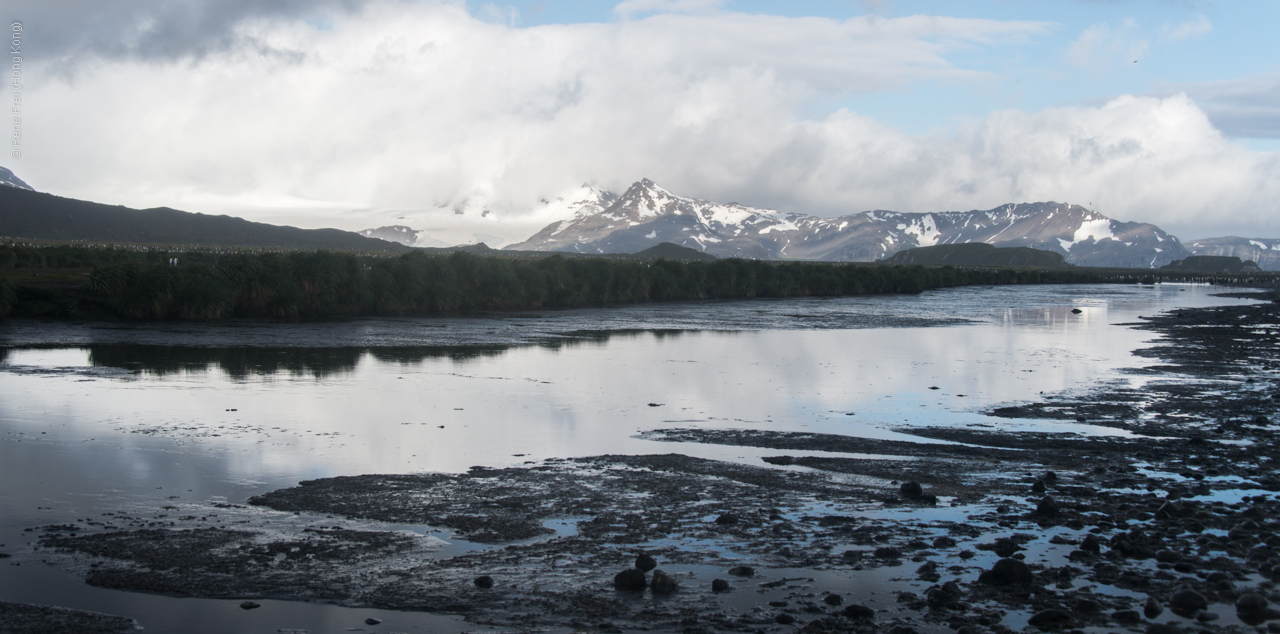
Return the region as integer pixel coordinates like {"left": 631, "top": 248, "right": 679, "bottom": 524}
{"left": 22, "top": 292, "right": 1280, "bottom": 634}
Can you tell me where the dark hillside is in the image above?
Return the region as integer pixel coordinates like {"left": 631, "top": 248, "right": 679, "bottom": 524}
{"left": 881, "top": 243, "right": 1067, "bottom": 267}
{"left": 0, "top": 187, "right": 407, "bottom": 252}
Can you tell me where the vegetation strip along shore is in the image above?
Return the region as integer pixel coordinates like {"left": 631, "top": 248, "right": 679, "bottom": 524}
{"left": 3, "top": 245, "right": 1274, "bottom": 320}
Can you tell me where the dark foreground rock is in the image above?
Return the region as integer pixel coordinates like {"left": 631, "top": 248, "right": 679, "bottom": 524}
{"left": 0, "top": 601, "right": 138, "bottom": 634}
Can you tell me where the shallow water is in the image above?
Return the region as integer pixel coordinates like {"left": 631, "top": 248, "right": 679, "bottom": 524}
{"left": 0, "top": 283, "right": 1263, "bottom": 632}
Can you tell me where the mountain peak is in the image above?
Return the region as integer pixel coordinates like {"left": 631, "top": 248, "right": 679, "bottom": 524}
{"left": 508, "top": 181, "right": 1188, "bottom": 268}
{"left": 0, "top": 166, "right": 34, "bottom": 191}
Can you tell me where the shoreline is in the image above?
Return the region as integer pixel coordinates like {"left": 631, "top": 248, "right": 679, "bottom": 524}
{"left": 6, "top": 290, "right": 1280, "bottom": 633}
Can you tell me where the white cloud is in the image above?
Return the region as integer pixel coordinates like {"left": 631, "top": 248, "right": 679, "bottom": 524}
{"left": 1166, "top": 15, "right": 1212, "bottom": 42}
{"left": 1157, "top": 72, "right": 1280, "bottom": 139}
{"left": 614, "top": 0, "right": 725, "bottom": 18}
{"left": 1067, "top": 20, "right": 1148, "bottom": 68}
{"left": 15, "top": 1, "right": 1278, "bottom": 244}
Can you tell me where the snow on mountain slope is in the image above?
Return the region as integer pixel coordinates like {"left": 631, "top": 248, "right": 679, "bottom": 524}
{"left": 0, "top": 166, "right": 33, "bottom": 191}
{"left": 1187, "top": 237, "right": 1280, "bottom": 271}
{"left": 357, "top": 225, "right": 450, "bottom": 247}
{"left": 507, "top": 179, "right": 1189, "bottom": 268}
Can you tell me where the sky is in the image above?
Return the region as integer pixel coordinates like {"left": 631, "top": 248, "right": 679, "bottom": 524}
{"left": 5, "top": 0, "right": 1279, "bottom": 245}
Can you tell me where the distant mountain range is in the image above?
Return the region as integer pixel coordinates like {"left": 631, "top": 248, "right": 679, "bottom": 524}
{"left": 1185, "top": 237, "right": 1280, "bottom": 271}
{"left": 2, "top": 166, "right": 1277, "bottom": 268}
{"left": 507, "top": 179, "right": 1193, "bottom": 268}
{"left": 0, "top": 185, "right": 407, "bottom": 252}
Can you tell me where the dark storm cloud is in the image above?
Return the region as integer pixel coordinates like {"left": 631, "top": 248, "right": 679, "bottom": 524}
{"left": 7, "top": 0, "right": 370, "bottom": 63}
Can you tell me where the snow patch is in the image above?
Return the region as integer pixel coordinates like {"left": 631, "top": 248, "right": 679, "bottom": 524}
{"left": 1072, "top": 219, "right": 1114, "bottom": 244}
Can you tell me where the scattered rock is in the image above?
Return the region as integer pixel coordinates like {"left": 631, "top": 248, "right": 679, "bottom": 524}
{"left": 365, "top": 617, "right": 382, "bottom": 625}
{"left": 1237, "top": 592, "right": 1269, "bottom": 612}
{"left": 978, "top": 558, "right": 1034, "bottom": 587}
{"left": 473, "top": 575, "right": 494, "bottom": 589}
{"left": 1168, "top": 587, "right": 1208, "bottom": 614}
{"left": 841, "top": 604, "right": 874, "bottom": 620}
{"left": 1144, "top": 596, "right": 1163, "bottom": 619}
{"left": 1027, "top": 608, "right": 1072, "bottom": 628}
{"left": 711, "top": 579, "right": 729, "bottom": 593}
{"left": 822, "top": 594, "right": 842, "bottom": 606}
{"left": 899, "top": 481, "right": 923, "bottom": 500}
{"left": 239, "top": 601, "right": 261, "bottom": 610}
{"left": 1035, "top": 496, "right": 1059, "bottom": 517}
{"left": 1080, "top": 534, "right": 1101, "bottom": 553}
{"left": 775, "top": 613, "right": 795, "bottom": 624}
{"left": 874, "top": 546, "right": 902, "bottom": 559}
{"left": 714, "top": 513, "right": 739, "bottom": 525}
{"left": 728, "top": 565, "right": 755, "bottom": 577}
{"left": 650, "top": 569, "right": 679, "bottom": 594}
{"left": 613, "top": 568, "right": 646, "bottom": 592}
{"left": 932, "top": 536, "right": 957, "bottom": 548}
{"left": 1112, "top": 609, "right": 1142, "bottom": 623}
{"left": 635, "top": 553, "right": 657, "bottom": 572}
{"left": 1073, "top": 598, "right": 1101, "bottom": 613}
{"left": 992, "top": 537, "right": 1020, "bottom": 558}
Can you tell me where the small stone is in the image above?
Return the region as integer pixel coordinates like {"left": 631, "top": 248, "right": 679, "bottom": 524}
{"left": 841, "top": 604, "right": 874, "bottom": 620}
{"left": 650, "top": 569, "right": 679, "bottom": 594}
{"left": 822, "top": 594, "right": 842, "bottom": 606}
{"left": 635, "top": 553, "right": 657, "bottom": 571}
{"left": 775, "top": 613, "right": 795, "bottom": 625}
{"left": 1146, "top": 624, "right": 1181, "bottom": 634}
{"left": 1195, "top": 611, "right": 1219, "bottom": 622}
{"left": 1080, "top": 534, "right": 1101, "bottom": 553}
{"left": 728, "top": 565, "right": 755, "bottom": 576}
{"left": 1169, "top": 587, "right": 1208, "bottom": 614}
{"left": 932, "top": 536, "right": 957, "bottom": 548}
{"left": 1144, "top": 596, "right": 1164, "bottom": 618}
{"left": 473, "top": 575, "right": 494, "bottom": 589}
{"left": 1031, "top": 480, "right": 1046, "bottom": 494}
{"left": 978, "top": 558, "right": 1035, "bottom": 587}
{"left": 614, "top": 568, "right": 646, "bottom": 592}
{"left": 239, "top": 601, "right": 261, "bottom": 610}
{"left": 714, "top": 513, "right": 739, "bottom": 525}
{"left": 1073, "top": 598, "right": 1101, "bottom": 613}
{"left": 958, "top": 550, "right": 975, "bottom": 559}
{"left": 1035, "top": 496, "right": 1059, "bottom": 517}
{"left": 993, "top": 537, "right": 1020, "bottom": 558}
{"left": 365, "top": 617, "right": 382, "bottom": 625}
{"left": 1237, "top": 592, "right": 1269, "bottom": 612}
{"left": 1027, "top": 608, "right": 1072, "bottom": 628}
{"left": 1154, "top": 550, "right": 1181, "bottom": 563}
{"left": 1112, "top": 610, "right": 1142, "bottom": 623}
{"left": 900, "top": 481, "right": 923, "bottom": 500}
{"left": 874, "top": 546, "right": 902, "bottom": 559}
{"left": 711, "top": 579, "right": 729, "bottom": 592}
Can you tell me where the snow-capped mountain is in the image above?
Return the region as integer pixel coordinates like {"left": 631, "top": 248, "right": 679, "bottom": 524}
{"left": 357, "top": 225, "right": 451, "bottom": 248}
{"left": 1186, "top": 237, "right": 1280, "bottom": 271}
{"left": 0, "top": 166, "right": 33, "bottom": 190}
{"left": 506, "top": 179, "right": 1189, "bottom": 268}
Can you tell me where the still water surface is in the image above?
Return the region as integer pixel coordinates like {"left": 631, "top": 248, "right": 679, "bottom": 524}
{"left": 0, "top": 284, "right": 1261, "bottom": 632}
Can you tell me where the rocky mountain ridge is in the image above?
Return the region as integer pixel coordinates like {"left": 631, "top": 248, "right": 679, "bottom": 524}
{"left": 506, "top": 179, "right": 1191, "bottom": 268}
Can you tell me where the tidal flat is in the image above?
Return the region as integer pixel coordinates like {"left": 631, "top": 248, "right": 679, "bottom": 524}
{"left": 1, "top": 284, "right": 1278, "bottom": 634}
